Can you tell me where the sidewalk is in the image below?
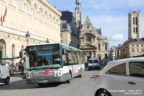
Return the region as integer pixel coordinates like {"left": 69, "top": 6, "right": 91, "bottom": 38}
{"left": 10, "top": 71, "right": 26, "bottom": 79}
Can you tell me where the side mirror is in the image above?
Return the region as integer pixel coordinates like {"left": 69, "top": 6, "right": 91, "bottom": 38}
{"left": 62, "top": 49, "right": 67, "bottom": 54}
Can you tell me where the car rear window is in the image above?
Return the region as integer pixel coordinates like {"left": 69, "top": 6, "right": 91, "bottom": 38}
{"left": 106, "top": 63, "right": 126, "bottom": 76}
{"left": 89, "top": 60, "right": 99, "bottom": 63}
{"left": 129, "top": 62, "right": 144, "bottom": 78}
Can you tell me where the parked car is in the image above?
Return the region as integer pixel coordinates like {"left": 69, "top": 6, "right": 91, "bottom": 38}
{"left": 94, "top": 57, "right": 144, "bottom": 96}
{"left": 0, "top": 63, "right": 10, "bottom": 85}
{"left": 86, "top": 58, "right": 101, "bottom": 70}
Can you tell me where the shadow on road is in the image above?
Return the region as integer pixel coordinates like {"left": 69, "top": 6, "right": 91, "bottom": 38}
{"left": 0, "top": 78, "right": 61, "bottom": 90}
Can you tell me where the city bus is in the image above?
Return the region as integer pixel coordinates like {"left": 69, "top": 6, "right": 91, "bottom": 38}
{"left": 25, "top": 43, "right": 85, "bottom": 85}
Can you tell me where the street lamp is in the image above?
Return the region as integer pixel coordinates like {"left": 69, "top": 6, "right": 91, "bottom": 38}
{"left": 46, "top": 38, "right": 49, "bottom": 43}
{"left": 25, "top": 31, "right": 30, "bottom": 45}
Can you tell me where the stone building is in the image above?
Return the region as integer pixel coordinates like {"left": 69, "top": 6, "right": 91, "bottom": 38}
{"left": 120, "top": 39, "right": 144, "bottom": 58}
{"left": 0, "top": 0, "right": 61, "bottom": 59}
{"left": 119, "top": 10, "right": 144, "bottom": 58}
{"left": 80, "top": 16, "right": 109, "bottom": 61}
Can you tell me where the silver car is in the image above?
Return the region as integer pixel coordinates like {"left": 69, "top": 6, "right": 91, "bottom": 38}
{"left": 94, "top": 57, "right": 144, "bottom": 96}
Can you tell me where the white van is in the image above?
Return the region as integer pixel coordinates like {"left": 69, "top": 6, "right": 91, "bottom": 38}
{"left": 0, "top": 64, "right": 10, "bottom": 84}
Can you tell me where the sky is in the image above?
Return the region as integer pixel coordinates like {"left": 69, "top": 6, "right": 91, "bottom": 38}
{"left": 47, "top": 0, "right": 144, "bottom": 47}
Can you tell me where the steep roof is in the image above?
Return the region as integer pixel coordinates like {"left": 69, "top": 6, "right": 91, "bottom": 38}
{"left": 83, "top": 16, "right": 94, "bottom": 28}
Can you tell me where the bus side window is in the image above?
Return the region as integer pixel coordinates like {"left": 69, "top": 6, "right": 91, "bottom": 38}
{"left": 80, "top": 52, "right": 85, "bottom": 64}
{"left": 67, "top": 52, "right": 73, "bottom": 65}
{"left": 62, "top": 54, "right": 68, "bottom": 65}
{"left": 77, "top": 52, "right": 82, "bottom": 64}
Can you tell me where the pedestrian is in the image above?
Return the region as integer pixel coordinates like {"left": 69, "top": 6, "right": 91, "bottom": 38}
{"left": 15, "top": 63, "right": 19, "bottom": 72}
{"left": 19, "top": 63, "right": 24, "bottom": 75}
{"left": 10, "top": 63, "right": 16, "bottom": 75}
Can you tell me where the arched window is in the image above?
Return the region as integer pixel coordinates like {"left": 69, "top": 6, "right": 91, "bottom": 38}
{"left": 98, "top": 43, "right": 101, "bottom": 50}
{"left": 0, "top": 40, "right": 6, "bottom": 58}
{"left": 39, "top": 9, "right": 43, "bottom": 21}
{"left": 26, "top": 1, "right": 30, "bottom": 14}
{"left": 105, "top": 43, "right": 108, "bottom": 51}
{"left": 49, "top": 14, "right": 52, "bottom": 24}
{"left": 8, "top": 0, "right": 13, "bottom": 4}
{"left": 18, "top": 0, "right": 22, "bottom": 9}
{"left": 33, "top": 5, "right": 37, "bottom": 17}
{"left": 53, "top": 17, "right": 55, "bottom": 23}
{"left": 12, "top": 44, "right": 15, "bottom": 57}
{"left": 105, "top": 54, "right": 108, "bottom": 59}
{"left": 44, "top": 13, "right": 47, "bottom": 23}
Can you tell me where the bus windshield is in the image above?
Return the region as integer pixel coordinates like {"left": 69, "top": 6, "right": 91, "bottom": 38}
{"left": 26, "top": 44, "right": 61, "bottom": 69}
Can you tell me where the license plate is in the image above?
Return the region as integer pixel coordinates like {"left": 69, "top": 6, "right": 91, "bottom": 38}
{"left": 39, "top": 80, "right": 48, "bottom": 83}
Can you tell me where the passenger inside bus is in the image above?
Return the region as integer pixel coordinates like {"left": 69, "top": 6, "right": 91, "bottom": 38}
{"left": 53, "top": 55, "right": 60, "bottom": 64}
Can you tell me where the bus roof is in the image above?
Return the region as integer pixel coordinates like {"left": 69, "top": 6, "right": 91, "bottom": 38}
{"left": 61, "top": 43, "right": 83, "bottom": 52}
{"left": 27, "top": 43, "right": 59, "bottom": 47}
{"left": 27, "top": 43, "right": 83, "bottom": 52}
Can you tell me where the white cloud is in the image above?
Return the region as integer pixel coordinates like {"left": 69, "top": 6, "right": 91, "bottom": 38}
{"left": 111, "top": 34, "right": 124, "bottom": 41}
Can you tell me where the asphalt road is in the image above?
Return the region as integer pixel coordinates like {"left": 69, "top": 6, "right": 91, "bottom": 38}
{"left": 0, "top": 70, "right": 100, "bottom": 96}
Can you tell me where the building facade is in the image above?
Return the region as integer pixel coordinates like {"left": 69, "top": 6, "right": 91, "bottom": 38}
{"left": 60, "top": 20, "right": 71, "bottom": 45}
{"left": 0, "top": 0, "right": 61, "bottom": 59}
{"left": 80, "top": 16, "right": 109, "bottom": 61}
{"left": 120, "top": 39, "right": 144, "bottom": 58}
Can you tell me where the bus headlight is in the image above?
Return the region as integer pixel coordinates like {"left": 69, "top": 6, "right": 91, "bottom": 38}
{"left": 57, "top": 70, "right": 62, "bottom": 76}
{"left": 55, "top": 70, "right": 62, "bottom": 77}
{"left": 26, "top": 72, "right": 32, "bottom": 79}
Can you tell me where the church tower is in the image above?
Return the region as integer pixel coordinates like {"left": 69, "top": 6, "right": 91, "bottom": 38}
{"left": 75, "top": 0, "right": 82, "bottom": 48}
{"left": 128, "top": 10, "right": 142, "bottom": 40}
{"left": 75, "top": 0, "right": 82, "bottom": 34}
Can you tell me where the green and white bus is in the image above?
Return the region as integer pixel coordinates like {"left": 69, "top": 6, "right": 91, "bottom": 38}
{"left": 25, "top": 43, "right": 85, "bottom": 85}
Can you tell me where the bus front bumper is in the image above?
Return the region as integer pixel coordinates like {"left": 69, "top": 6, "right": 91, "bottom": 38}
{"left": 26, "top": 76, "right": 66, "bottom": 84}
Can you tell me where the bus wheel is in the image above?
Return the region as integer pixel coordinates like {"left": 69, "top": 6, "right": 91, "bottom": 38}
{"left": 66, "top": 72, "right": 72, "bottom": 83}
